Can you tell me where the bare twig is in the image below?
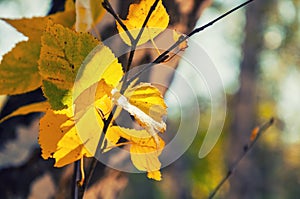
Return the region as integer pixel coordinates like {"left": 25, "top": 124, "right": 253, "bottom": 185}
{"left": 102, "top": 0, "right": 135, "bottom": 43}
{"left": 126, "top": 0, "right": 255, "bottom": 86}
{"left": 77, "top": 1, "right": 162, "bottom": 198}
{"left": 208, "top": 118, "right": 275, "bottom": 199}
{"left": 120, "top": 0, "right": 161, "bottom": 93}
{"left": 75, "top": 0, "right": 257, "bottom": 198}
{"left": 72, "top": 161, "right": 81, "bottom": 199}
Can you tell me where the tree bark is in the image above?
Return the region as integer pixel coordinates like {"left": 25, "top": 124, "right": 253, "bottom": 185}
{"left": 227, "top": 1, "right": 272, "bottom": 199}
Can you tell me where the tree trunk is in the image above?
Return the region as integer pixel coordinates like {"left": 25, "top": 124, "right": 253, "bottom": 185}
{"left": 227, "top": 1, "right": 271, "bottom": 199}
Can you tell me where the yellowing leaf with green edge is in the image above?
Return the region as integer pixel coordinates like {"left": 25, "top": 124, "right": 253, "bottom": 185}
{"left": 74, "top": 45, "right": 123, "bottom": 100}
{"left": 125, "top": 82, "right": 167, "bottom": 123}
{"left": 0, "top": 101, "right": 50, "bottom": 123}
{"left": 105, "top": 126, "right": 164, "bottom": 181}
{"left": 73, "top": 44, "right": 123, "bottom": 118}
{"left": 0, "top": 41, "right": 42, "bottom": 95}
{"left": 39, "top": 21, "right": 99, "bottom": 110}
{"left": 41, "top": 80, "right": 72, "bottom": 110}
{"left": 116, "top": 0, "right": 169, "bottom": 46}
{"left": 75, "top": 0, "right": 106, "bottom": 32}
{"left": 40, "top": 64, "right": 115, "bottom": 166}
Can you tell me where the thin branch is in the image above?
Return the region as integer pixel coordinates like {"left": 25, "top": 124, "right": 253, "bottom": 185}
{"left": 80, "top": 1, "right": 162, "bottom": 196}
{"left": 73, "top": 161, "right": 82, "bottom": 199}
{"left": 76, "top": 0, "right": 257, "bottom": 198}
{"left": 208, "top": 118, "right": 275, "bottom": 199}
{"left": 79, "top": 106, "right": 116, "bottom": 196}
{"left": 126, "top": 0, "right": 255, "bottom": 85}
{"left": 134, "top": 0, "right": 160, "bottom": 47}
{"left": 102, "top": 0, "right": 135, "bottom": 43}
{"left": 120, "top": 0, "right": 161, "bottom": 93}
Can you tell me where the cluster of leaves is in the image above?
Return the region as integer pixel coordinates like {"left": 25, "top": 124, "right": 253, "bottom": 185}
{"left": 0, "top": 0, "right": 171, "bottom": 181}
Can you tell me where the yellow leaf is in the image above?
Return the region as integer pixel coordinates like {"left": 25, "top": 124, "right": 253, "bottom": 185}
{"left": 147, "top": 170, "right": 162, "bottom": 181}
{"left": 0, "top": 41, "right": 42, "bottom": 95}
{"left": 112, "top": 85, "right": 167, "bottom": 145}
{"left": 73, "top": 45, "right": 123, "bottom": 101}
{"left": 73, "top": 44, "right": 123, "bottom": 122}
{"left": 103, "top": 124, "right": 122, "bottom": 152}
{"left": 3, "top": 17, "right": 49, "bottom": 42}
{"left": 39, "top": 106, "right": 102, "bottom": 167}
{"left": 39, "top": 43, "right": 125, "bottom": 167}
{"left": 0, "top": 101, "right": 50, "bottom": 123}
{"left": 116, "top": 0, "right": 169, "bottom": 46}
{"left": 39, "top": 109, "right": 69, "bottom": 160}
{"left": 106, "top": 126, "right": 164, "bottom": 181}
{"left": 130, "top": 143, "right": 163, "bottom": 181}
{"left": 53, "top": 122, "right": 93, "bottom": 167}
{"left": 75, "top": 0, "right": 106, "bottom": 32}
{"left": 125, "top": 83, "right": 167, "bottom": 123}
{"left": 74, "top": 80, "right": 112, "bottom": 115}
{"left": 2, "top": 5, "right": 75, "bottom": 42}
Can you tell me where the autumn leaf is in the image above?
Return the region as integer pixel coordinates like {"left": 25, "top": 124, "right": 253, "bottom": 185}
{"left": 0, "top": 101, "right": 50, "bottom": 123}
{"left": 125, "top": 83, "right": 167, "bottom": 123}
{"left": 2, "top": 12, "right": 75, "bottom": 43}
{"left": 39, "top": 107, "right": 96, "bottom": 167}
{"left": 106, "top": 126, "right": 165, "bottom": 181}
{"left": 116, "top": 0, "right": 169, "bottom": 46}
{"left": 0, "top": 41, "right": 42, "bottom": 95}
{"left": 39, "top": 45, "right": 124, "bottom": 166}
{"left": 39, "top": 21, "right": 99, "bottom": 110}
{"left": 73, "top": 45, "right": 123, "bottom": 101}
{"left": 0, "top": 0, "right": 75, "bottom": 95}
{"left": 40, "top": 40, "right": 167, "bottom": 179}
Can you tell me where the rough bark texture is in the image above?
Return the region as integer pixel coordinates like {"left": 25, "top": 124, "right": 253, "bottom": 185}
{"left": 227, "top": 1, "right": 272, "bottom": 199}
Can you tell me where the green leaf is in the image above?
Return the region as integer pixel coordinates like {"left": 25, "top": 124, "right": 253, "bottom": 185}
{"left": 39, "top": 21, "right": 99, "bottom": 110}
{"left": 0, "top": 41, "right": 42, "bottom": 95}
{"left": 42, "top": 80, "right": 72, "bottom": 110}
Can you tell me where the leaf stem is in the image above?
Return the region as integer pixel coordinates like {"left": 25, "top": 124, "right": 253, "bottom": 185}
{"left": 208, "top": 118, "right": 274, "bottom": 199}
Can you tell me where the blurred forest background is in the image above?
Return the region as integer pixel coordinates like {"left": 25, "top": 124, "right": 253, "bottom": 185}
{"left": 0, "top": 0, "right": 299, "bottom": 199}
